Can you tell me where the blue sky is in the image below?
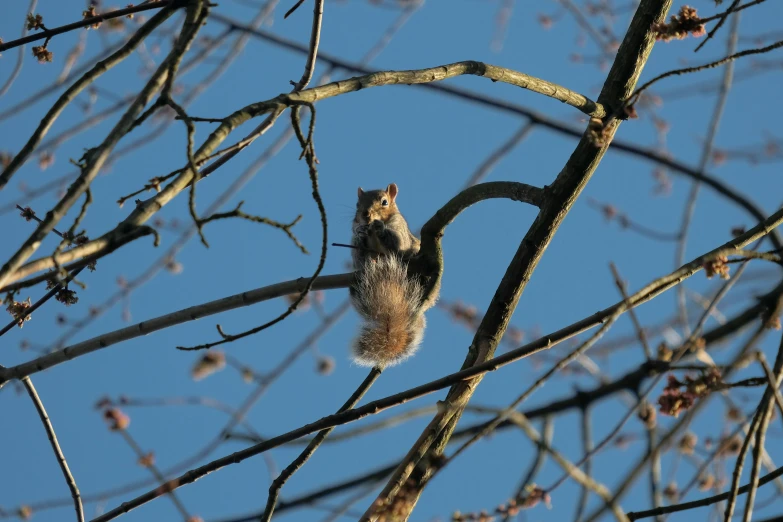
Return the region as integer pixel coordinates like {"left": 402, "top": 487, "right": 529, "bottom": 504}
{"left": 2, "top": 0, "right": 783, "bottom": 521}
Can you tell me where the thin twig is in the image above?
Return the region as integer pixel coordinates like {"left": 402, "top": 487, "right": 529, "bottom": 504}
{"left": 284, "top": 0, "right": 306, "bottom": 18}
{"left": 0, "top": 1, "right": 181, "bottom": 53}
{"left": 0, "top": 0, "right": 38, "bottom": 96}
{"left": 610, "top": 262, "right": 653, "bottom": 359}
{"left": 694, "top": 0, "right": 740, "bottom": 52}
{"left": 0, "top": 267, "right": 84, "bottom": 338}
{"left": 175, "top": 104, "right": 327, "bottom": 351}
{"left": 556, "top": 0, "right": 614, "bottom": 54}
{"left": 744, "top": 398, "right": 775, "bottom": 522}
{"left": 628, "top": 466, "right": 783, "bottom": 520}
{"left": 646, "top": 411, "right": 663, "bottom": 522}
{"left": 22, "top": 377, "right": 84, "bottom": 522}
{"left": 462, "top": 122, "right": 534, "bottom": 189}
{"left": 632, "top": 39, "right": 783, "bottom": 101}
{"left": 260, "top": 368, "right": 383, "bottom": 521}
{"left": 740, "top": 349, "right": 783, "bottom": 522}
{"left": 699, "top": 0, "right": 769, "bottom": 24}
{"left": 516, "top": 416, "right": 553, "bottom": 500}
{"left": 587, "top": 198, "right": 679, "bottom": 243}
{"left": 507, "top": 411, "right": 628, "bottom": 522}
{"left": 116, "top": 430, "right": 192, "bottom": 519}
{"left": 575, "top": 409, "right": 593, "bottom": 522}
{"left": 674, "top": 15, "right": 739, "bottom": 336}
{"left": 757, "top": 353, "right": 783, "bottom": 431}
{"left": 292, "top": 0, "right": 324, "bottom": 91}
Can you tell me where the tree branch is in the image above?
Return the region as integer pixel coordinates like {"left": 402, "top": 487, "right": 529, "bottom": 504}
{"left": 22, "top": 377, "right": 84, "bottom": 522}
{"left": 628, "top": 466, "right": 783, "bottom": 520}
{"left": 0, "top": 1, "right": 182, "bottom": 53}
{"left": 260, "top": 367, "right": 382, "bottom": 521}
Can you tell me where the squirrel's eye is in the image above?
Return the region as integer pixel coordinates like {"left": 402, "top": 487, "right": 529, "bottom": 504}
{"left": 381, "top": 199, "right": 388, "bottom": 206}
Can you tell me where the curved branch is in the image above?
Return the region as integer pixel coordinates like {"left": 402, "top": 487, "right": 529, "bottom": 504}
{"left": 283, "top": 61, "right": 605, "bottom": 118}
{"left": 421, "top": 181, "right": 544, "bottom": 238}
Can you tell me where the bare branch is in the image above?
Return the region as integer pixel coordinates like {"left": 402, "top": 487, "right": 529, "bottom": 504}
{"left": 260, "top": 367, "right": 383, "bottom": 521}
{"left": 628, "top": 466, "right": 783, "bottom": 520}
{"left": 0, "top": 1, "right": 182, "bottom": 53}
{"left": 0, "top": 0, "right": 39, "bottom": 96}
{"left": 675, "top": 15, "right": 739, "bottom": 335}
{"left": 632, "top": 39, "right": 783, "bottom": 101}
{"left": 292, "top": 0, "right": 324, "bottom": 91}
{"left": 22, "top": 377, "right": 83, "bottom": 522}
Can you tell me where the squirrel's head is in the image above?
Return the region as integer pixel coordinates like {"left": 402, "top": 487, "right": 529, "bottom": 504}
{"left": 355, "top": 183, "right": 399, "bottom": 225}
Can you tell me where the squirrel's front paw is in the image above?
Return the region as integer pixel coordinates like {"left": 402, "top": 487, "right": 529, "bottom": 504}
{"left": 369, "top": 220, "right": 385, "bottom": 235}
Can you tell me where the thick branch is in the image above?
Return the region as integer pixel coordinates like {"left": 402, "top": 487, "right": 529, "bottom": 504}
{"left": 362, "top": 0, "right": 674, "bottom": 518}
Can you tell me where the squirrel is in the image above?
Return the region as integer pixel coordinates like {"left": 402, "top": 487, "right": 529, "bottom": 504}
{"left": 349, "top": 183, "right": 433, "bottom": 368}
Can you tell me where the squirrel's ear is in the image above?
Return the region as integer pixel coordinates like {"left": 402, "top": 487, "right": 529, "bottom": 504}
{"left": 387, "top": 183, "right": 398, "bottom": 201}
{"left": 357, "top": 187, "right": 364, "bottom": 197}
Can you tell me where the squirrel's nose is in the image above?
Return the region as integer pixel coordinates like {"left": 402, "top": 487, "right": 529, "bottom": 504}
{"left": 364, "top": 212, "right": 371, "bottom": 221}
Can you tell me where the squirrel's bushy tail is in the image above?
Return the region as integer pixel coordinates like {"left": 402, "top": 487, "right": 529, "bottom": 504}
{"left": 350, "top": 255, "right": 425, "bottom": 368}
